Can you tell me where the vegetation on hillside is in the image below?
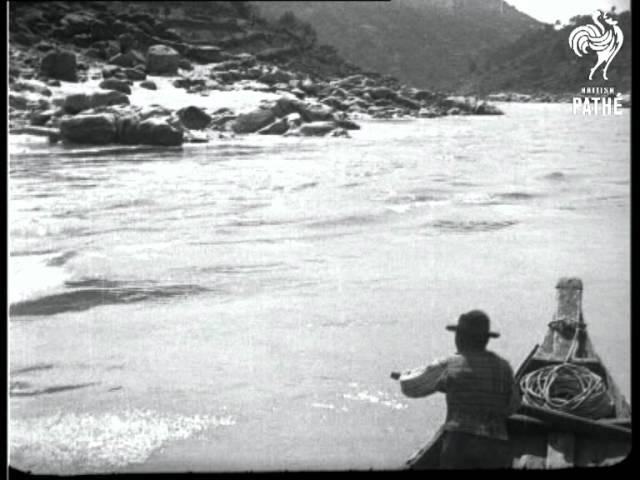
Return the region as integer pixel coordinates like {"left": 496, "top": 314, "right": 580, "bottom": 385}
{"left": 462, "top": 10, "right": 631, "bottom": 94}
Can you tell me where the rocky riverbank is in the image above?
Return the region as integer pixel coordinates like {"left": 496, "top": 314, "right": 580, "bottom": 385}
{"left": 9, "top": 1, "right": 504, "bottom": 147}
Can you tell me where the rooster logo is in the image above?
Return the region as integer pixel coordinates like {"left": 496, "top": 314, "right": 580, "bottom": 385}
{"left": 569, "top": 10, "right": 624, "bottom": 81}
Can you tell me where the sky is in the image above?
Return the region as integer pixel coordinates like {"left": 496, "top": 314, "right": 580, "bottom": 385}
{"left": 507, "top": 0, "right": 630, "bottom": 24}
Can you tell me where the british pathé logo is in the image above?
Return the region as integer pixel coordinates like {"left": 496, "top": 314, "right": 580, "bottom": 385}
{"left": 569, "top": 10, "right": 623, "bottom": 81}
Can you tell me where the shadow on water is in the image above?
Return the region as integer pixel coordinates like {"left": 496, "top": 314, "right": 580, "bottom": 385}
{"left": 10, "top": 381, "right": 99, "bottom": 397}
{"left": 11, "top": 364, "right": 55, "bottom": 375}
{"left": 9, "top": 278, "right": 209, "bottom": 317}
{"left": 424, "top": 219, "right": 519, "bottom": 233}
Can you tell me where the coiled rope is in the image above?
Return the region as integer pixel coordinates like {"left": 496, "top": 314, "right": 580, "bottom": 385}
{"left": 520, "top": 363, "right": 614, "bottom": 420}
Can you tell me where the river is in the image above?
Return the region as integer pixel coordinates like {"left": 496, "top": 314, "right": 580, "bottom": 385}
{"left": 8, "top": 103, "right": 630, "bottom": 472}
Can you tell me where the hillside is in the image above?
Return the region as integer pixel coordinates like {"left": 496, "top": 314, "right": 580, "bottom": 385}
{"left": 463, "top": 11, "right": 632, "bottom": 95}
{"left": 254, "top": 0, "right": 542, "bottom": 90}
{"left": 9, "top": 1, "right": 506, "bottom": 148}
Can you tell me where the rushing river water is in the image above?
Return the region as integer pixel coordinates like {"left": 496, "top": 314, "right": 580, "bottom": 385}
{"left": 8, "top": 103, "right": 630, "bottom": 472}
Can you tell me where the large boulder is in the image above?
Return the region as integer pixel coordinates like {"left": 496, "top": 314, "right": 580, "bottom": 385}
{"left": 59, "top": 113, "right": 117, "bottom": 144}
{"left": 40, "top": 50, "right": 77, "bottom": 82}
{"left": 115, "top": 114, "right": 142, "bottom": 144}
{"left": 63, "top": 90, "right": 130, "bottom": 114}
{"left": 99, "top": 78, "right": 132, "bottom": 95}
{"left": 147, "top": 44, "right": 180, "bottom": 75}
{"left": 176, "top": 106, "right": 212, "bottom": 130}
{"left": 135, "top": 117, "right": 183, "bottom": 146}
{"left": 231, "top": 108, "right": 277, "bottom": 134}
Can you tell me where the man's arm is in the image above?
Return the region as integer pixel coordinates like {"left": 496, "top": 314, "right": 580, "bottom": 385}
{"left": 399, "top": 358, "right": 448, "bottom": 398}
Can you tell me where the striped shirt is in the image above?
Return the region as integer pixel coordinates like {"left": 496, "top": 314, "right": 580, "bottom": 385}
{"left": 399, "top": 351, "right": 521, "bottom": 440}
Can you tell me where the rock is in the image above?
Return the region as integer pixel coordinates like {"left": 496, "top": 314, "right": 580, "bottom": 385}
{"left": 299, "top": 78, "right": 319, "bottom": 95}
{"left": 173, "top": 77, "right": 207, "bottom": 89}
{"left": 46, "top": 79, "right": 61, "bottom": 87}
{"left": 108, "top": 51, "right": 144, "bottom": 68}
{"left": 395, "top": 95, "right": 421, "bottom": 110}
{"left": 60, "top": 12, "right": 110, "bottom": 40}
{"left": 413, "top": 90, "right": 436, "bottom": 102}
{"left": 295, "top": 121, "right": 337, "bottom": 137}
{"left": 86, "top": 48, "right": 104, "bottom": 59}
{"left": 105, "top": 42, "right": 121, "bottom": 59}
{"left": 329, "top": 128, "right": 350, "bottom": 138}
{"left": 322, "top": 96, "right": 348, "bottom": 111}
{"left": 123, "top": 68, "right": 146, "bottom": 81}
{"left": 11, "top": 31, "right": 39, "bottom": 47}
{"left": 29, "top": 109, "right": 55, "bottom": 126}
{"left": 285, "top": 112, "right": 303, "bottom": 129}
{"left": 186, "top": 45, "right": 224, "bottom": 63}
{"left": 474, "top": 102, "right": 504, "bottom": 115}
{"left": 114, "top": 114, "right": 141, "bottom": 144}
{"left": 333, "top": 75, "right": 366, "bottom": 88}
{"left": 300, "top": 104, "right": 334, "bottom": 122}
{"left": 147, "top": 44, "right": 180, "bottom": 75}
{"left": 259, "top": 68, "right": 294, "bottom": 85}
{"left": 139, "top": 80, "right": 157, "bottom": 90}
{"left": 40, "top": 50, "right": 77, "bottom": 82}
{"left": 99, "top": 78, "right": 132, "bottom": 95}
{"left": 102, "top": 65, "right": 122, "bottom": 79}
{"left": 176, "top": 106, "right": 212, "bottom": 130}
{"left": 231, "top": 108, "right": 277, "bottom": 134}
{"left": 256, "top": 46, "right": 297, "bottom": 61}
{"left": 12, "top": 79, "right": 52, "bottom": 97}
{"left": 365, "top": 87, "right": 398, "bottom": 101}
{"left": 72, "top": 34, "right": 93, "bottom": 48}
{"left": 63, "top": 90, "right": 130, "bottom": 114}
{"left": 441, "top": 96, "right": 475, "bottom": 111}
{"left": 60, "top": 113, "right": 117, "bottom": 144}
{"left": 333, "top": 118, "right": 360, "bottom": 130}
{"left": 178, "top": 58, "right": 193, "bottom": 71}
{"left": 210, "top": 112, "right": 237, "bottom": 130}
{"left": 258, "top": 117, "right": 290, "bottom": 135}
{"left": 118, "top": 33, "right": 135, "bottom": 53}
{"left": 34, "top": 41, "right": 55, "bottom": 53}
{"left": 9, "top": 93, "right": 29, "bottom": 110}
{"left": 135, "top": 117, "right": 183, "bottom": 146}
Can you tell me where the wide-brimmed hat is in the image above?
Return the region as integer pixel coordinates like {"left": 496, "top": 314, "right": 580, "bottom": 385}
{"left": 446, "top": 310, "right": 500, "bottom": 338}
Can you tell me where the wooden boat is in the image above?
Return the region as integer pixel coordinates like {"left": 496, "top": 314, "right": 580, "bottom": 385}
{"left": 407, "top": 277, "right": 631, "bottom": 469}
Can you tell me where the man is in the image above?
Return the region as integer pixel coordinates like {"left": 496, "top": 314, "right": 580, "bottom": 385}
{"left": 397, "top": 310, "right": 521, "bottom": 469}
